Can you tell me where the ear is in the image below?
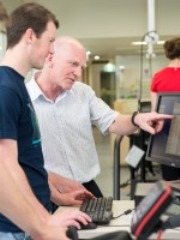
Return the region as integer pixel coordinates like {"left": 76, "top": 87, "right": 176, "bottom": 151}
{"left": 23, "top": 28, "right": 35, "bottom": 44}
{"left": 47, "top": 53, "right": 53, "bottom": 68}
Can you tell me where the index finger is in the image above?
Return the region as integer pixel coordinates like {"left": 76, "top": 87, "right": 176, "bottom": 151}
{"left": 153, "top": 114, "right": 173, "bottom": 120}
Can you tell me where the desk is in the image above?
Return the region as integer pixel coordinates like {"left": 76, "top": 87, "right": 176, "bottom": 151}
{"left": 55, "top": 200, "right": 180, "bottom": 239}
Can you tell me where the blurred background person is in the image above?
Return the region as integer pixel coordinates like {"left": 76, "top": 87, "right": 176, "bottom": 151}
{"left": 151, "top": 37, "right": 180, "bottom": 181}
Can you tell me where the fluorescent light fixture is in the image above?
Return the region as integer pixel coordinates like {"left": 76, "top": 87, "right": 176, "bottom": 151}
{"left": 157, "top": 40, "right": 165, "bottom": 44}
{"left": 86, "top": 50, "right": 91, "bottom": 61}
{"left": 103, "top": 63, "right": 116, "bottom": 72}
{"left": 119, "top": 65, "right": 125, "bottom": 70}
{"left": 86, "top": 50, "right": 91, "bottom": 55}
{"left": 132, "top": 41, "right": 147, "bottom": 45}
{"left": 94, "top": 55, "right": 100, "bottom": 60}
{"left": 131, "top": 40, "right": 165, "bottom": 45}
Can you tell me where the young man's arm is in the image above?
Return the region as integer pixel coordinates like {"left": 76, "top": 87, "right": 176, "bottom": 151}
{"left": 0, "top": 139, "right": 49, "bottom": 220}
{"left": 0, "top": 139, "right": 91, "bottom": 235}
{"left": 0, "top": 154, "right": 69, "bottom": 240}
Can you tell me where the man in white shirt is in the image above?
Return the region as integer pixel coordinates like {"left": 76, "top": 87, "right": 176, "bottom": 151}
{"left": 27, "top": 36, "right": 172, "bottom": 207}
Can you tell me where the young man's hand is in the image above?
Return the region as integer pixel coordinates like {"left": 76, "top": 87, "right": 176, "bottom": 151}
{"left": 48, "top": 209, "right": 91, "bottom": 229}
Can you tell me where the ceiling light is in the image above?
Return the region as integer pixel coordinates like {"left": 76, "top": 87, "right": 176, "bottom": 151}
{"left": 103, "top": 63, "right": 116, "bottom": 72}
{"left": 157, "top": 40, "right": 165, "bottom": 44}
{"left": 131, "top": 40, "right": 165, "bottom": 45}
{"left": 86, "top": 50, "right": 91, "bottom": 61}
{"left": 94, "top": 55, "right": 100, "bottom": 60}
{"left": 132, "top": 41, "right": 147, "bottom": 46}
{"left": 119, "top": 65, "right": 125, "bottom": 70}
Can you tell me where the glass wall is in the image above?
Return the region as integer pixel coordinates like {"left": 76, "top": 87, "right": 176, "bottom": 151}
{"left": 115, "top": 53, "right": 168, "bottom": 100}
{"left": 89, "top": 53, "right": 168, "bottom": 109}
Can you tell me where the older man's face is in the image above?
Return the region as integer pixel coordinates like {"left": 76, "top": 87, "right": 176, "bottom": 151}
{"left": 51, "top": 45, "right": 86, "bottom": 90}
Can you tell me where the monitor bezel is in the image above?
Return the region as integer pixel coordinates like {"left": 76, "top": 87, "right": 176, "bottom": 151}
{"left": 146, "top": 92, "right": 180, "bottom": 168}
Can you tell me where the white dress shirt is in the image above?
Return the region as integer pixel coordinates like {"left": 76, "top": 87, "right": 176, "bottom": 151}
{"left": 26, "top": 78, "right": 119, "bottom": 183}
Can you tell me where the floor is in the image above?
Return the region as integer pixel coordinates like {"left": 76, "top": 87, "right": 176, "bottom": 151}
{"left": 93, "top": 127, "right": 131, "bottom": 199}
{"left": 93, "top": 127, "right": 162, "bottom": 200}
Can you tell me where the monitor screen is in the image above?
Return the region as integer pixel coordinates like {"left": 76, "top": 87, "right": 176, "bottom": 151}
{"left": 146, "top": 92, "right": 180, "bottom": 168}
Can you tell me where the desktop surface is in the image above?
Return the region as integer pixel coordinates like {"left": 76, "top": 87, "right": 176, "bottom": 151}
{"left": 55, "top": 200, "right": 180, "bottom": 239}
{"left": 55, "top": 200, "right": 134, "bottom": 239}
{"left": 76, "top": 200, "right": 134, "bottom": 239}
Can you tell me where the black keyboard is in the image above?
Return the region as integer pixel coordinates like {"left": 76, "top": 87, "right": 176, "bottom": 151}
{"left": 80, "top": 197, "right": 113, "bottom": 224}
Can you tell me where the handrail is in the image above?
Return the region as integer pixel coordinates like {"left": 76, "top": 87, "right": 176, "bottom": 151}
{"left": 113, "top": 135, "right": 124, "bottom": 200}
{"left": 113, "top": 132, "right": 150, "bottom": 200}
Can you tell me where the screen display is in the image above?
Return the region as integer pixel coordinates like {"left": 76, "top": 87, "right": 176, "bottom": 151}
{"left": 131, "top": 181, "right": 164, "bottom": 230}
{"left": 146, "top": 92, "right": 180, "bottom": 168}
{"left": 131, "top": 180, "right": 173, "bottom": 239}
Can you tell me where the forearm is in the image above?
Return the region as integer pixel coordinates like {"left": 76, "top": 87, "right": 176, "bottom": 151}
{"left": 0, "top": 177, "right": 66, "bottom": 240}
{"left": 49, "top": 172, "right": 68, "bottom": 186}
{"left": 0, "top": 141, "right": 70, "bottom": 239}
{"left": 48, "top": 177, "right": 62, "bottom": 205}
{"left": 0, "top": 161, "right": 49, "bottom": 236}
{"left": 109, "top": 114, "right": 138, "bottom": 135}
{"left": 0, "top": 139, "right": 49, "bottom": 220}
{"left": 8, "top": 163, "right": 49, "bottom": 220}
{"left": 49, "top": 172, "right": 85, "bottom": 193}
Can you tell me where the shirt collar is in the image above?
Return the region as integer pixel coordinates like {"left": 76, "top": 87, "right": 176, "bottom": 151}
{"left": 26, "top": 75, "right": 74, "bottom": 103}
{"left": 26, "top": 75, "right": 44, "bottom": 101}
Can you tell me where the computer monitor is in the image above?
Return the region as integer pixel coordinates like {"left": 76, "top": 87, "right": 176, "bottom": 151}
{"left": 146, "top": 92, "right": 180, "bottom": 169}
{"left": 146, "top": 92, "right": 180, "bottom": 192}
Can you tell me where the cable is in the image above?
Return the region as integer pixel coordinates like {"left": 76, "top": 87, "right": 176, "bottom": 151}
{"left": 112, "top": 208, "right": 134, "bottom": 220}
{"left": 120, "top": 178, "right": 131, "bottom": 188}
{"left": 156, "top": 229, "right": 163, "bottom": 240}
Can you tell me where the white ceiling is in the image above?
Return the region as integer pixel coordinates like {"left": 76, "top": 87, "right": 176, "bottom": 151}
{"left": 3, "top": 0, "right": 179, "bottom": 60}
{"left": 30, "top": 0, "right": 180, "bottom": 60}
{"left": 79, "top": 36, "right": 168, "bottom": 60}
{"left": 31, "top": 0, "right": 178, "bottom": 61}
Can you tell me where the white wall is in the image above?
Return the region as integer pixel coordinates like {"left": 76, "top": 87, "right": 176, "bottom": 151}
{"left": 1, "top": 0, "right": 23, "bottom": 13}
{"left": 0, "top": 0, "right": 177, "bottom": 103}
{"left": 27, "top": 0, "right": 180, "bottom": 39}
{"left": 2, "top": 0, "right": 180, "bottom": 39}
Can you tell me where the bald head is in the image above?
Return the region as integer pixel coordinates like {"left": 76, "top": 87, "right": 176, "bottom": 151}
{"left": 38, "top": 36, "right": 87, "bottom": 94}
{"left": 53, "top": 36, "right": 86, "bottom": 56}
